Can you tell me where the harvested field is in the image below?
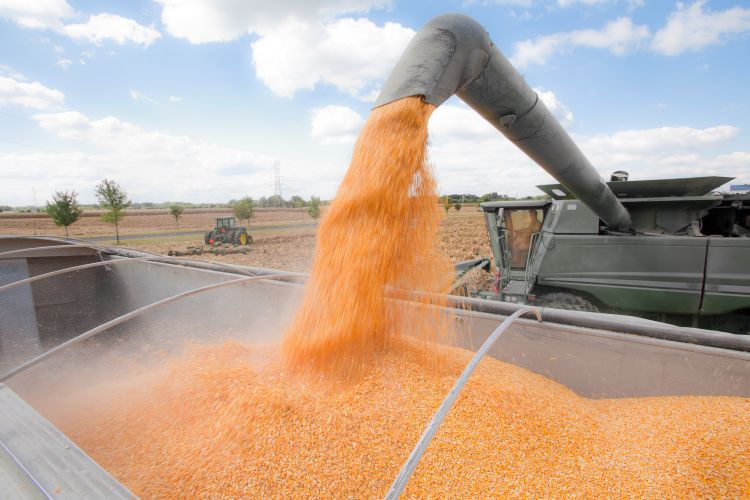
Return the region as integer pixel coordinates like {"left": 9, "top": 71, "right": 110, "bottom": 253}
{"left": 117, "top": 211, "right": 491, "bottom": 275}
{"left": 0, "top": 208, "right": 313, "bottom": 237}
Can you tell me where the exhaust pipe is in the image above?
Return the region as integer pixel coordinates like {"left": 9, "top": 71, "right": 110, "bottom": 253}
{"left": 375, "top": 13, "right": 632, "bottom": 231}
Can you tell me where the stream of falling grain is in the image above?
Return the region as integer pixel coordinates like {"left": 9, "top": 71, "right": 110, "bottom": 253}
{"left": 282, "top": 97, "right": 452, "bottom": 376}
{"left": 20, "top": 97, "right": 750, "bottom": 498}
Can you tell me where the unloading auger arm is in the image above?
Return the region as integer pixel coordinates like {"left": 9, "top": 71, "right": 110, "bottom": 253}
{"left": 375, "top": 13, "right": 632, "bottom": 231}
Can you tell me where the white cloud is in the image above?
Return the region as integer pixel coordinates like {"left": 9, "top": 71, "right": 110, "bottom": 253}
{"left": 0, "top": 64, "right": 24, "bottom": 80}
{"left": 10, "top": 109, "right": 286, "bottom": 204}
{"left": 578, "top": 125, "right": 738, "bottom": 156}
{"left": 62, "top": 13, "right": 161, "bottom": 47}
{"left": 512, "top": 17, "right": 650, "bottom": 66}
{"left": 310, "top": 105, "right": 365, "bottom": 144}
{"left": 533, "top": 87, "right": 573, "bottom": 125}
{"left": 0, "top": 0, "right": 74, "bottom": 29}
{"left": 157, "top": 0, "right": 390, "bottom": 43}
{"left": 56, "top": 57, "right": 72, "bottom": 69}
{"left": 252, "top": 18, "right": 414, "bottom": 98}
{"left": 155, "top": 0, "right": 409, "bottom": 98}
{"left": 129, "top": 89, "right": 158, "bottom": 104}
{"left": 427, "top": 103, "right": 746, "bottom": 196}
{"left": 557, "top": 0, "right": 644, "bottom": 7}
{"left": 557, "top": 0, "right": 609, "bottom": 6}
{"left": 169, "top": 95, "right": 183, "bottom": 102}
{"left": 0, "top": 75, "right": 65, "bottom": 109}
{"left": 0, "top": 2, "right": 160, "bottom": 47}
{"left": 652, "top": 1, "right": 750, "bottom": 56}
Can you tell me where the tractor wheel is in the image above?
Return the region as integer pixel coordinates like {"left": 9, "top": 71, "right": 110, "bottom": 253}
{"left": 233, "top": 231, "right": 243, "bottom": 245}
{"left": 245, "top": 233, "right": 253, "bottom": 245}
{"left": 204, "top": 231, "right": 212, "bottom": 244}
{"left": 536, "top": 292, "right": 599, "bottom": 312}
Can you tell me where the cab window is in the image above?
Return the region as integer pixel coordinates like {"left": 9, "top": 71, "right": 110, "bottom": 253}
{"left": 504, "top": 209, "right": 543, "bottom": 269}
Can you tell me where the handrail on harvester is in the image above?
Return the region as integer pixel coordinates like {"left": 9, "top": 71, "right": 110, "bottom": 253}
{"left": 385, "top": 306, "right": 542, "bottom": 499}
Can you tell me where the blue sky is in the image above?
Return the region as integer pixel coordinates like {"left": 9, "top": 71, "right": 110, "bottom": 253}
{"left": 1, "top": 0, "right": 749, "bottom": 205}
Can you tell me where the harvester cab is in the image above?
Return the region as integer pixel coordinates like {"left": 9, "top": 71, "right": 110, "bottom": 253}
{"left": 478, "top": 174, "right": 750, "bottom": 332}
{"left": 204, "top": 216, "right": 253, "bottom": 246}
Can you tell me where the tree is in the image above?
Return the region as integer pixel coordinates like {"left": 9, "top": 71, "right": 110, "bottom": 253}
{"left": 290, "top": 195, "right": 307, "bottom": 208}
{"left": 308, "top": 195, "right": 321, "bottom": 222}
{"left": 45, "top": 190, "right": 82, "bottom": 237}
{"left": 442, "top": 196, "right": 451, "bottom": 213}
{"left": 232, "top": 196, "right": 254, "bottom": 225}
{"left": 95, "top": 179, "right": 130, "bottom": 244}
{"left": 169, "top": 205, "right": 185, "bottom": 228}
{"left": 454, "top": 203, "right": 462, "bottom": 212}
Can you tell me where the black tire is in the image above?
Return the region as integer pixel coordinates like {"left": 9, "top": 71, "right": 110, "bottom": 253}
{"left": 233, "top": 231, "right": 242, "bottom": 245}
{"left": 536, "top": 292, "right": 599, "bottom": 312}
{"left": 245, "top": 233, "right": 253, "bottom": 245}
{"left": 204, "top": 231, "right": 212, "bottom": 244}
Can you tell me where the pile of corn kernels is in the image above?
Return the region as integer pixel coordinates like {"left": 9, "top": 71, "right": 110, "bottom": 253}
{"left": 38, "top": 336, "right": 749, "bottom": 498}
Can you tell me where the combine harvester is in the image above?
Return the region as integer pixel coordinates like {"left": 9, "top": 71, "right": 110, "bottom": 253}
{"left": 0, "top": 13, "right": 748, "bottom": 498}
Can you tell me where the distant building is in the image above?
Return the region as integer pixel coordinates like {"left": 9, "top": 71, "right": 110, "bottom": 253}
{"left": 729, "top": 183, "right": 750, "bottom": 194}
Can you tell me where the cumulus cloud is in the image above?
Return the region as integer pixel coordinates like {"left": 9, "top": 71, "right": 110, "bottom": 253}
{"left": 0, "top": 75, "right": 65, "bottom": 109}
{"left": 578, "top": 125, "right": 738, "bottom": 156}
{"left": 252, "top": 18, "right": 414, "bottom": 98}
{"left": 55, "top": 57, "right": 73, "bottom": 69}
{"left": 427, "top": 103, "right": 746, "bottom": 196}
{"left": 534, "top": 87, "right": 574, "bottom": 125}
{"left": 310, "top": 105, "right": 365, "bottom": 144}
{"left": 557, "top": 0, "right": 644, "bottom": 8}
{"left": 652, "top": 1, "right": 750, "bottom": 56}
{"left": 129, "top": 89, "right": 158, "bottom": 104}
{"left": 62, "top": 13, "right": 161, "bottom": 47}
{"left": 512, "top": 17, "right": 650, "bottom": 67}
{"left": 157, "top": 0, "right": 390, "bottom": 43}
{"left": 155, "top": 0, "right": 410, "bottom": 98}
{"left": 0, "top": 0, "right": 74, "bottom": 29}
{"left": 0, "top": 2, "right": 161, "bottom": 47}
{"left": 8, "top": 109, "right": 287, "bottom": 204}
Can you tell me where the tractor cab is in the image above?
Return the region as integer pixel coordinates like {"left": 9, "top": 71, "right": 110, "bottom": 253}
{"left": 204, "top": 216, "right": 252, "bottom": 246}
{"left": 215, "top": 217, "right": 236, "bottom": 229}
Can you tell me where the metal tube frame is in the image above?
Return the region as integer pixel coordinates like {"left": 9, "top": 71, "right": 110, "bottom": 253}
{"left": 385, "top": 306, "right": 542, "bottom": 499}
{"left": 0, "top": 272, "right": 304, "bottom": 383}
{"left": 0, "top": 257, "right": 156, "bottom": 294}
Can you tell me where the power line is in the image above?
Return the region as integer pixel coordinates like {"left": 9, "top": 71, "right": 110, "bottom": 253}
{"left": 273, "top": 161, "right": 283, "bottom": 198}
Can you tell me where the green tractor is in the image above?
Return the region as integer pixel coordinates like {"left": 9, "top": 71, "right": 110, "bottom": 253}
{"left": 204, "top": 217, "right": 252, "bottom": 246}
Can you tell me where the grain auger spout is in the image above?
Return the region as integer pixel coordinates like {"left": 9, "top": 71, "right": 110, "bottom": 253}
{"left": 375, "top": 13, "right": 632, "bottom": 231}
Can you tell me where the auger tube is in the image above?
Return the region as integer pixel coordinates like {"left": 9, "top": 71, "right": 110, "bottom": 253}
{"left": 375, "top": 13, "right": 632, "bottom": 230}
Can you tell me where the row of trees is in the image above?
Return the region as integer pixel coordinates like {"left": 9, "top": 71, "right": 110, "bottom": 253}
{"left": 45, "top": 182, "right": 325, "bottom": 243}
{"left": 230, "top": 195, "right": 321, "bottom": 225}
{"left": 45, "top": 179, "right": 131, "bottom": 242}
{"left": 443, "top": 192, "right": 549, "bottom": 204}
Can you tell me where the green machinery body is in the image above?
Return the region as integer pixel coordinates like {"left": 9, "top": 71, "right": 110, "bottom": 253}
{"left": 204, "top": 217, "right": 253, "bottom": 246}
{"left": 479, "top": 175, "right": 750, "bottom": 332}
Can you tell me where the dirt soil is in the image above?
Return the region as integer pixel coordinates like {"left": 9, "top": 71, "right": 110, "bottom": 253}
{"left": 0, "top": 208, "right": 313, "bottom": 237}
{"left": 111, "top": 210, "right": 492, "bottom": 275}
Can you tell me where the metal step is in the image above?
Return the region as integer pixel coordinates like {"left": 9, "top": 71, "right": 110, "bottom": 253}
{"left": 0, "top": 384, "right": 132, "bottom": 499}
{"left": 502, "top": 280, "right": 528, "bottom": 295}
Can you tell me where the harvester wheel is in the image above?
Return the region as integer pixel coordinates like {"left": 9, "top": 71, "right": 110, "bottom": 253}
{"left": 536, "top": 292, "right": 599, "bottom": 312}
